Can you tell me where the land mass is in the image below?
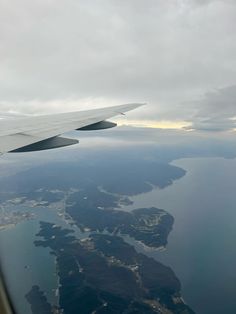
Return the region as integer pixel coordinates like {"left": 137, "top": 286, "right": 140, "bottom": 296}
{"left": 66, "top": 186, "right": 174, "bottom": 248}
{"left": 34, "top": 222, "right": 194, "bottom": 314}
{"left": 0, "top": 158, "right": 186, "bottom": 197}
{"left": 0, "top": 153, "right": 194, "bottom": 312}
{"left": 0, "top": 209, "right": 34, "bottom": 231}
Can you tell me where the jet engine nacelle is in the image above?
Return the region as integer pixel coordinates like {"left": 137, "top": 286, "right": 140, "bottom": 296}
{"left": 77, "top": 120, "right": 117, "bottom": 131}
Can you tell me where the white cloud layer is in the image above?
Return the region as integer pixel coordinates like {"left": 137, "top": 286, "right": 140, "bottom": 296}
{"left": 0, "top": 0, "right": 236, "bottom": 129}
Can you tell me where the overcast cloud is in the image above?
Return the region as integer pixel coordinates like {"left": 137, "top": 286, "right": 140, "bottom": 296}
{"left": 0, "top": 0, "right": 236, "bottom": 130}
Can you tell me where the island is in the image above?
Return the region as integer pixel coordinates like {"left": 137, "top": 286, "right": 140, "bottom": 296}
{"left": 34, "top": 222, "right": 194, "bottom": 314}
{"left": 25, "top": 285, "right": 53, "bottom": 314}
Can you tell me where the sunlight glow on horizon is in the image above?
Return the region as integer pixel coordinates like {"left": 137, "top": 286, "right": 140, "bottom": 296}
{"left": 116, "top": 119, "right": 192, "bottom": 130}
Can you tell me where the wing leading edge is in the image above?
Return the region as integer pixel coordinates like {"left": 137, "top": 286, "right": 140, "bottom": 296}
{"left": 0, "top": 103, "right": 144, "bottom": 154}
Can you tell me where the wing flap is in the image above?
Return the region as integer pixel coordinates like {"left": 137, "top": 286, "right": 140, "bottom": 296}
{"left": 78, "top": 121, "right": 117, "bottom": 131}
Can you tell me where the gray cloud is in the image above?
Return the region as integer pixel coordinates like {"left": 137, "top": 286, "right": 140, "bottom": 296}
{"left": 0, "top": 0, "right": 236, "bottom": 128}
{"left": 186, "top": 118, "right": 236, "bottom": 131}
{"left": 187, "top": 85, "right": 236, "bottom": 131}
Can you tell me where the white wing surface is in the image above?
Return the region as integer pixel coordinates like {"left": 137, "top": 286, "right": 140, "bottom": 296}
{"left": 0, "top": 103, "right": 143, "bottom": 154}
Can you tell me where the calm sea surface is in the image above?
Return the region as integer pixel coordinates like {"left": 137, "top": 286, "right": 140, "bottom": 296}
{"left": 124, "top": 157, "right": 236, "bottom": 314}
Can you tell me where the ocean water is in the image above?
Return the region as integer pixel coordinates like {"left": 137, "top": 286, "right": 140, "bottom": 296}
{"left": 0, "top": 207, "right": 61, "bottom": 314}
{"left": 0, "top": 201, "right": 87, "bottom": 314}
{"left": 124, "top": 157, "right": 236, "bottom": 314}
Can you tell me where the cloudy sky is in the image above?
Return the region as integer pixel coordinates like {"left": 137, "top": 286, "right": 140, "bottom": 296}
{"left": 0, "top": 0, "right": 236, "bottom": 130}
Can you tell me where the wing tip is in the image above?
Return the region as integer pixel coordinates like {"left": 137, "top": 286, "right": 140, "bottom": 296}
{"left": 114, "top": 102, "right": 146, "bottom": 114}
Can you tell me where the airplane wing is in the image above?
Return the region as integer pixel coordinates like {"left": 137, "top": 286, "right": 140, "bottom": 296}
{"left": 0, "top": 103, "right": 143, "bottom": 154}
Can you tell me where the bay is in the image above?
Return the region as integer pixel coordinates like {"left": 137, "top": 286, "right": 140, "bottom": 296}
{"left": 0, "top": 203, "right": 84, "bottom": 314}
